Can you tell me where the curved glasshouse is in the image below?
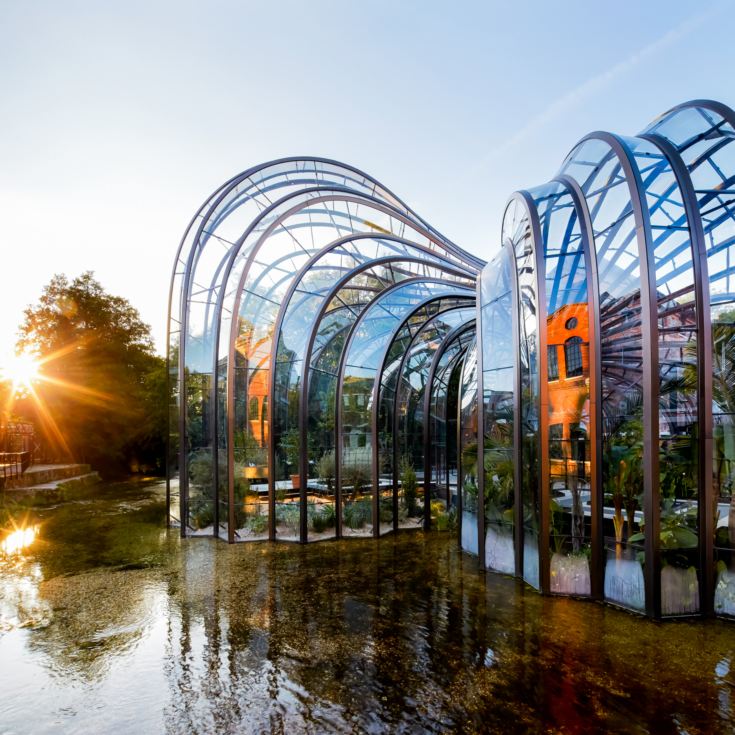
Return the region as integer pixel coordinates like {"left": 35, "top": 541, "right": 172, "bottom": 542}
{"left": 169, "top": 100, "right": 735, "bottom": 619}
{"left": 167, "top": 158, "right": 482, "bottom": 545}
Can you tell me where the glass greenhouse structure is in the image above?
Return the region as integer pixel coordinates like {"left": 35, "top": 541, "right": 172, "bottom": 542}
{"left": 168, "top": 99, "right": 735, "bottom": 620}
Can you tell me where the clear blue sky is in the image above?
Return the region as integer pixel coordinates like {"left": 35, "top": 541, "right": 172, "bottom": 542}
{"left": 1, "top": 0, "right": 733, "bottom": 357}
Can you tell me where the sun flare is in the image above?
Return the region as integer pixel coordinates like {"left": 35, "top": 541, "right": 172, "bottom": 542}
{"left": 1, "top": 351, "right": 40, "bottom": 391}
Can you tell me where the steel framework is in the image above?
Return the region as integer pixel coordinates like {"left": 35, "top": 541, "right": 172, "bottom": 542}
{"left": 169, "top": 100, "right": 735, "bottom": 620}
{"left": 471, "top": 99, "right": 735, "bottom": 619}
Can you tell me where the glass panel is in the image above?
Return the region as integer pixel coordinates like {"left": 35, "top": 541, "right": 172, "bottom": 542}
{"left": 560, "top": 140, "right": 645, "bottom": 611}
{"left": 480, "top": 247, "right": 516, "bottom": 575}
{"left": 394, "top": 307, "right": 475, "bottom": 532}
{"left": 646, "top": 105, "right": 735, "bottom": 615}
{"left": 429, "top": 331, "right": 475, "bottom": 519}
{"left": 503, "top": 198, "right": 540, "bottom": 589}
{"left": 624, "top": 134, "right": 700, "bottom": 615}
{"left": 460, "top": 343, "right": 479, "bottom": 555}
{"left": 340, "top": 282, "right": 474, "bottom": 538}
{"left": 530, "top": 181, "right": 592, "bottom": 596}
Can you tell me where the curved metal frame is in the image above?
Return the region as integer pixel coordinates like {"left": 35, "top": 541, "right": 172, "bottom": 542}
{"left": 170, "top": 102, "right": 735, "bottom": 622}
{"left": 383, "top": 304, "right": 475, "bottom": 533}
{"left": 554, "top": 174, "right": 603, "bottom": 598}
{"left": 336, "top": 283, "right": 474, "bottom": 538}
{"left": 174, "top": 164, "right": 481, "bottom": 538}
{"left": 238, "top": 246, "right": 473, "bottom": 543}
{"left": 294, "top": 263, "right": 474, "bottom": 542}
{"left": 422, "top": 321, "right": 476, "bottom": 529}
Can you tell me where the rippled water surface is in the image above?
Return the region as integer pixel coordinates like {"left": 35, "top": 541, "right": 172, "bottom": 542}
{"left": 2, "top": 480, "right": 735, "bottom": 734}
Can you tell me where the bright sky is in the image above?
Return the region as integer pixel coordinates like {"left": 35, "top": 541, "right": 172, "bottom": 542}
{"left": 2, "top": 0, "right": 733, "bottom": 358}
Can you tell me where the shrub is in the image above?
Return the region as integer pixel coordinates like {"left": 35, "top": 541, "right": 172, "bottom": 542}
{"left": 233, "top": 473, "right": 257, "bottom": 528}
{"left": 343, "top": 498, "right": 372, "bottom": 529}
{"left": 275, "top": 503, "right": 300, "bottom": 534}
{"left": 247, "top": 513, "right": 268, "bottom": 534}
{"left": 379, "top": 502, "right": 394, "bottom": 524}
{"left": 191, "top": 502, "right": 214, "bottom": 530}
{"left": 309, "top": 502, "right": 336, "bottom": 533}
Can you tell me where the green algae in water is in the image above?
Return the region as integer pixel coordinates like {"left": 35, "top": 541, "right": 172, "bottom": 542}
{"left": 1, "top": 480, "right": 735, "bottom": 733}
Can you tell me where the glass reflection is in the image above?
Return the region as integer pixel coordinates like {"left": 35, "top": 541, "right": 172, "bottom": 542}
{"left": 481, "top": 247, "right": 516, "bottom": 575}
{"left": 645, "top": 103, "right": 735, "bottom": 617}
{"left": 504, "top": 197, "right": 540, "bottom": 589}
{"left": 460, "top": 343, "right": 479, "bottom": 555}
{"left": 532, "top": 181, "right": 592, "bottom": 595}
{"left": 429, "top": 329, "right": 475, "bottom": 519}
{"left": 339, "top": 282, "right": 474, "bottom": 538}
{"left": 560, "top": 139, "right": 646, "bottom": 611}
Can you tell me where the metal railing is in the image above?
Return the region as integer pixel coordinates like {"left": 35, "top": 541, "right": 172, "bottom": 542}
{"left": 0, "top": 451, "right": 31, "bottom": 487}
{"left": 0, "top": 423, "right": 35, "bottom": 489}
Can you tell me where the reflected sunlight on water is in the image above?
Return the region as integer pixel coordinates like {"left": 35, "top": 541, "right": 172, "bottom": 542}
{"left": 1, "top": 525, "right": 39, "bottom": 556}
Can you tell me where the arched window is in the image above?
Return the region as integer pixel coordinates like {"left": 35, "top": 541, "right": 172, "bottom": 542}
{"left": 564, "top": 336, "right": 583, "bottom": 378}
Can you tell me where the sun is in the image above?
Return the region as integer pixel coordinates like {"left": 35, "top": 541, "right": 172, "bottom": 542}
{"left": 1, "top": 350, "right": 41, "bottom": 392}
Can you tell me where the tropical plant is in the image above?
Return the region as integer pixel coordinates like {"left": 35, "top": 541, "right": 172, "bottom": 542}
{"left": 308, "top": 501, "right": 335, "bottom": 533}
{"left": 483, "top": 443, "right": 514, "bottom": 526}
{"left": 602, "top": 395, "right": 644, "bottom": 546}
{"left": 460, "top": 440, "right": 479, "bottom": 513}
{"left": 629, "top": 499, "right": 698, "bottom": 567}
{"left": 379, "top": 499, "right": 394, "bottom": 524}
{"left": 683, "top": 312, "right": 735, "bottom": 541}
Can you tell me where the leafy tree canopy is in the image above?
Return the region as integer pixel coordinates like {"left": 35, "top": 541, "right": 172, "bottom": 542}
{"left": 16, "top": 272, "right": 166, "bottom": 475}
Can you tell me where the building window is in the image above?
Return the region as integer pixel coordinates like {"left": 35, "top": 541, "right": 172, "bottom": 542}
{"left": 565, "top": 336, "right": 583, "bottom": 377}
{"left": 549, "top": 423, "right": 563, "bottom": 459}
{"left": 565, "top": 316, "right": 578, "bottom": 330}
{"left": 547, "top": 345, "right": 559, "bottom": 380}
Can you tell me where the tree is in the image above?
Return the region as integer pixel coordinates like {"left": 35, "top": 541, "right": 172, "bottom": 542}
{"left": 17, "top": 272, "right": 166, "bottom": 475}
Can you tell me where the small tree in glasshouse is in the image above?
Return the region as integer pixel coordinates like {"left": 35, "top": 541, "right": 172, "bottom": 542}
{"left": 400, "top": 456, "right": 418, "bottom": 517}
{"left": 344, "top": 461, "right": 369, "bottom": 501}
{"left": 316, "top": 449, "right": 336, "bottom": 494}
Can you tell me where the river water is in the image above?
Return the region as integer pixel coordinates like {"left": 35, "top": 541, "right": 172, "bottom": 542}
{"left": 1, "top": 479, "right": 735, "bottom": 734}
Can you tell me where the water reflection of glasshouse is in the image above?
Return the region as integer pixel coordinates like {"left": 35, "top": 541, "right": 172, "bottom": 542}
{"left": 169, "top": 99, "right": 735, "bottom": 620}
